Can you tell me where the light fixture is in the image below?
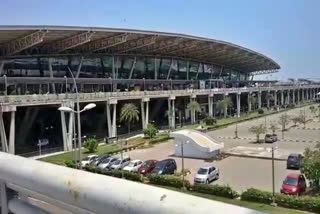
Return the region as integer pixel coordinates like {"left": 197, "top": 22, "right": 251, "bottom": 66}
{"left": 58, "top": 106, "right": 74, "bottom": 112}
{"left": 83, "top": 103, "right": 96, "bottom": 111}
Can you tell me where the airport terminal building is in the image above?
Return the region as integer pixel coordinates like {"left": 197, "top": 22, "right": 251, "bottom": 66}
{"left": 0, "top": 25, "right": 318, "bottom": 155}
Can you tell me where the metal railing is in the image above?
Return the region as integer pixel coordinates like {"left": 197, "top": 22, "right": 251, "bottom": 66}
{"left": 0, "top": 152, "right": 259, "bottom": 214}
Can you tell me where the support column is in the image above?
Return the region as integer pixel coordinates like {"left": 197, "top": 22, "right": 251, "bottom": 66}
{"left": 112, "top": 104, "right": 117, "bottom": 137}
{"left": 248, "top": 92, "right": 252, "bottom": 112}
{"left": 274, "top": 90, "right": 277, "bottom": 106}
{"left": 292, "top": 89, "right": 295, "bottom": 104}
{"left": 0, "top": 61, "right": 5, "bottom": 76}
{"left": 302, "top": 89, "right": 305, "bottom": 103}
{"left": 8, "top": 111, "right": 15, "bottom": 154}
{"left": 266, "top": 91, "right": 270, "bottom": 109}
{"left": 236, "top": 92, "right": 241, "bottom": 117}
{"left": 258, "top": 91, "right": 262, "bottom": 109}
{"left": 306, "top": 89, "right": 309, "bottom": 101}
{"left": 172, "top": 98, "right": 175, "bottom": 129}
{"left": 60, "top": 111, "right": 68, "bottom": 151}
{"left": 67, "top": 111, "right": 74, "bottom": 151}
{"left": 190, "top": 95, "right": 196, "bottom": 124}
{"left": 106, "top": 99, "right": 118, "bottom": 138}
{"left": 297, "top": 89, "right": 300, "bottom": 104}
{"left": 0, "top": 113, "right": 8, "bottom": 152}
{"left": 141, "top": 101, "right": 145, "bottom": 130}
{"left": 154, "top": 57, "right": 157, "bottom": 80}
{"left": 168, "top": 98, "right": 172, "bottom": 128}
{"left": 208, "top": 94, "right": 214, "bottom": 117}
{"left": 280, "top": 90, "right": 284, "bottom": 106}
{"left": 141, "top": 98, "right": 150, "bottom": 130}
{"left": 287, "top": 90, "right": 290, "bottom": 104}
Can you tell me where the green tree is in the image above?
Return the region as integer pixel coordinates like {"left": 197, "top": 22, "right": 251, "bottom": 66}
{"left": 269, "top": 122, "right": 278, "bottom": 135}
{"left": 120, "top": 103, "right": 140, "bottom": 133}
{"left": 144, "top": 124, "right": 158, "bottom": 139}
{"left": 84, "top": 138, "right": 98, "bottom": 153}
{"left": 278, "top": 113, "right": 290, "bottom": 139}
{"left": 301, "top": 145, "right": 320, "bottom": 188}
{"left": 298, "top": 110, "right": 307, "bottom": 128}
{"left": 249, "top": 124, "right": 267, "bottom": 143}
{"left": 291, "top": 116, "right": 300, "bottom": 127}
{"left": 187, "top": 101, "right": 201, "bottom": 124}
{"left": 216, "top": 97, "right": 232, "bottom": 118}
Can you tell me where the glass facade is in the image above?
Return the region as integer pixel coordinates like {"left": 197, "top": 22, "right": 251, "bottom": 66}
{"left": 2, "top": 55, "right": 248, "bottom": 81}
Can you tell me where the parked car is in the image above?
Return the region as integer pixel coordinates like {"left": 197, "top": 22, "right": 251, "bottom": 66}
{"left": 194, "top": 166, "right": 220, "bottom": 184}
{"left": 138, "top": 160, "right": 158, "bottom": 175}
{"left": 287, "top": 153, "right": 303, "bottom": 169}
{"left": 91, "top": 154, "right": 110, "bottom": 166}
{"left": 81, "top": 155, "right": 99, "bottom": 167}
{"left": 110, "top": 156, "right": 131, "bottom": 170}
{"left": 265, "top": 134, "right": 277, "bottom": 143}
{"left": 152, "top": 159, "right": 177, "bottom": 175}
{"left": 123, "top": 160, "right": 143, "bottom": 172}
{"left": 97, "top": 157, "right": 118, "bottom": 169}
{"left": 280, "top": 173, "right": 306, "bottom": 195}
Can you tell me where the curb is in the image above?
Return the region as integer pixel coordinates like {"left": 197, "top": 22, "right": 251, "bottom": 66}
{"left": 217, "top": 136, "right": 320, "bottom": 143}
{"left": 222, "top": 152, "right": 287, "bottom": 161}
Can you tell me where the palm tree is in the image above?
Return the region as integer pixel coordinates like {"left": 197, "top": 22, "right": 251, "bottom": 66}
{"left": 216, "top": 97, "right": 232, "bottom": 118}
{"left": 120, "top": 103, "right": 140, "bottom": 133}
{"left": 187, "top": 101, "right": 201, "bottom": 124}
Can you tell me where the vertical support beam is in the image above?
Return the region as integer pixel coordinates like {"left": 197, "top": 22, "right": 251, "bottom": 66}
{"left": 172, "top": 99, "right": 175, "bottom": 129}
{"left": 274, "top": 90, "right": 277, "bottom": 106}
{"left": 67, "top": 112, "right": 74, "bottom": 151}
{"left": 154, "top": 57, "right": 157, "bottom": 80}
{"left": 208, "top": 94, "right": 213, "bottom": 117}
{"left": 266, "top": 91, "right": 270, "bottom": 109}
{"left": 292, "top": 89, "right": 295, "bottom": 104}
{"left": 146, "top": 101, "right": 149, "bottom": 128}
{"left": 302, "top": 89, "right": 305, "bottom": 103}
{"left": 60, "top": 111, "right": 68, "bottom": 151}
{"left": 306, "top": 88, "right": 309, "bottom": 101}
{"left": 280, "top": 90, "right": 284, "bottom": 106}
{"left": 8, "top": 111, "right": 15, "bottom": 154}
{"left": 166, "top": 59, "right": 173, "bottom": 80}
{"left": 286, "top": 90, "right": 290, "bottom": 104}
{"left": 48, "top": 58, "right": 56, "bottom": 93}
{"left": 236, "top": 92, "right": 241, "bottom": 117}
{"left": 0, "top": 113, "right": 8, "bottom": 152}
{"left": 112, "top": 103, "right": 117, "bottom": 137}
{"left": 248, "top": 92, "right": 252, "bottom": 112}
{"left": 297, "top": 89, "right": 300, "bottom": 104}
{"left": 141, "top": 101, "right": 145, "bottom": 130}
{"left": 224, "top": 93, "right": 228, "bottom": 118}
{"left": 106, "top": 103, "right": 112, "bottom": 138}
{"left": 258, "top": 91, "right": 262, "bottom": 109}
{"left": 168, "top": 98, "right": 172, "bottom": 128}
{"left": 129, "top": 57, "right": 136, "bottom": 79}
{"left": 0, "top": 61, "right": 5, "bottom": 76}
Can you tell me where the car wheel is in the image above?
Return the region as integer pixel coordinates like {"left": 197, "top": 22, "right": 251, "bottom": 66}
{"left": 216, "top": 174, "right": 219, "bottom": 180}
{"left": 205, "top": 179, "right": 209, "bottom": 184}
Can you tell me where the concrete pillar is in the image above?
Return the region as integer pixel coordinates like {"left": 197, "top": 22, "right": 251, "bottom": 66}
{"left": 280, "top": 90, "right": 284, "bottom": 106}
{"left": 106, "top": 99, "right": 118, "bottom": 138}
{"left": 302, "top": 89, "right": 305, "bottom": 102}
{"left": 258, "top": 92, "right": 262, "bottom": 109}
{"left": 8, "top": 111, "right": 15, "bottom": 154}
{"left": 112, "top": 103, "right": 117, "bottom": 137}
{"left": 0, "top": 113, "right": 8, "bottom": 152}
{"left": 287, "top": 90, "right": 290, "bottom": 104}
{"left": 168, "top": 98, "right": 172, "bottom": 128}
{"left": 172, "top": 99, "right": 175, "bottom": 128}
{"left": 67, "top": 112, "right": 74, "bottom": 151}
{"left": 141, "top": 98, "right": 150, "bottom": 130}
{"left": 190, "top": 95, "right": 196, "bottom": 124}
{"left": 292, "top": 90, "right": 295, "bottom": 104}
{"left": 236, "top": 92, "right": 241, "bottom": 117}
{"left": 208, "top": 94, "right": 214, "bottom": 117}
{"left": 106, "top": 103, "right": 112, "bottom": 138}
{"left": 306, "top": 89, "right": 309, "bottom": 101}
{"left": 60, "top": 111, "right": 68, "bottom": 151}
{"left": 274, "top": 91, "right": 277, "bottom": 106}
{"left": 248, "top": 93, "right": 252, "bottom": 112}
{"left": 266, "top": 91, "right": 270, "bottom": 109}
{"left": 141, "top": 101, "right": 145, "bottom": 130}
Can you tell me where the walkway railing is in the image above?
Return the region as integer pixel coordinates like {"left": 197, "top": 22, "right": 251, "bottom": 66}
{"left": 0, "top": 152, "right": 259, "bottom": 214}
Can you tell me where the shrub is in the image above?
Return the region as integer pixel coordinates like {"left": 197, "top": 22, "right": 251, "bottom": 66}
{"left": 149, "top": 174, "right": 191, "bottom": 190}
{"left": 204, "top": 117, "right": 217, "bottom": 126}
{"left": 258, "top": 109, "right": 264, "bottom": 114}
{"left": 149, "top": 134, "right": 172, "bottom": 145}
{"left": 287, "top": 103, "right": 296, "bottom": 109}
{"left": 84, "top": 138, "right": 98, "bottom": 153}
{"left": 193, "top": 184, "right": 239, "bottom": 199}
{"left": 144, "top": 124, "right": 158, "bottom": 139}
{"left": 310, "top": 106, "right": 315, "bottom": 110}
{"left": 241, "top": 188, "right": 320, "bottom": 213}
{"left": 64, "top": 160, "right": 76, "bottom": 168}
{"left": 241, "top": 188, "right": 273, "bottom": 204}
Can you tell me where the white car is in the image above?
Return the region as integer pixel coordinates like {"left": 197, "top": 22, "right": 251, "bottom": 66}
{"left": 81, "top": 155, "right": 99, "bottom": 167}
{"left": 123, "top": 160, "right": 143, "bottom": 172}
{"left": 194, "top": 166, "right": 219, "bottom": 184}
{"left": 97, "top": 157, "right": 118, "bottom": 169}
{"left": 110, "top": 157, "right": 131, "bottom": 170}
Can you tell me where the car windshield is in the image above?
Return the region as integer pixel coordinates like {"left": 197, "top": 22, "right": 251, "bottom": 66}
{"left": 198, "top": 168, "right": 208, "bottom": 175}
{"left": 83, "top": 157, "right": 91, "bottom": 161}
{"left": 103, "top": 158, "right": 113, "bottom": 163}
{"left": 113, "top": 160, "right": 121, "bottom": 165}
{"left": 288, "top": 156, "right": 298, "bottom": 160}
{"left": 284, "top": 177, "right": 298, "bottom": 186}
{"left": 154, "top": 162, "right": 166, "bottom": 170}
{"left": 128, "top": 162, "right": 137, "bottom": 167}
{"left": 142, "top": 161, "right": 152, "bottom": 167}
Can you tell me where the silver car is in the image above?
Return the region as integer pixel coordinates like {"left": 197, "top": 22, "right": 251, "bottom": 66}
{"left": 110, "top": 157, "right": 131, "bottom": 170}
{"left": 194, "top": 166, "right": 219, "bottom": 184}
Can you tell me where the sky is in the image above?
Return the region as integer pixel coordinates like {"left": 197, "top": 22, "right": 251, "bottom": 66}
{"left": 1, "top": 0, "right": 319, "bottom": 80}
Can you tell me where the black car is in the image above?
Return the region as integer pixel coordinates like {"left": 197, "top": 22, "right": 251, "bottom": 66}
{"left": 287, "top": 153, "right": 303, "bottom": 169}
{"left": 152, "top": 159, "right": 177, "bottom": 175}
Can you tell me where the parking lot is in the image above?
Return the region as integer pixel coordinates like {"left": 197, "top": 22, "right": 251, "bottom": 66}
{"left": 121, "top": 104, "right": 320, "bottom": 192}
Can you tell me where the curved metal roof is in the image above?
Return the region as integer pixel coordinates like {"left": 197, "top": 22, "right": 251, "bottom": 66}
{"left": 0, "top": 25, "right": 280, "bottom": 74}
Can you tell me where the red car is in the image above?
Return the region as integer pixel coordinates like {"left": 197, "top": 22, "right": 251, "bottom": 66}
{"left": 138, "top": 160, "right": 158, "bottom": 175}
{"left": 280, "top": 173, "right": 307, "bottom": 195}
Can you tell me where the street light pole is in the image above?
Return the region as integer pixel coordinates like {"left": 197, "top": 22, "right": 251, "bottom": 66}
{"left": 271, "top": 146, "right": 277, "bottom": 206}
{"left": 181, "top": 141, "right": 185, "bottom": 189}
